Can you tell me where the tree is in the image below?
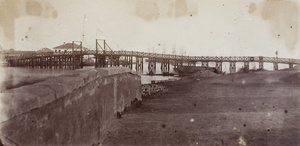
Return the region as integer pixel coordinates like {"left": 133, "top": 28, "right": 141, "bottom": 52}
{"left": 9, "top": 48, "right": 15, "bottom": 53}
{"left": 38, "top": 48, "right": 54, "bottom": 52}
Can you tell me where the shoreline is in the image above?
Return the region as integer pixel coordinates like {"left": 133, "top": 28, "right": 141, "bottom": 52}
{"left": 103, "top": 69, "right": 300, "bottom": 146}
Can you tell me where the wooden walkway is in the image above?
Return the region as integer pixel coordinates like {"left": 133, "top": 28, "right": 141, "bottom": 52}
{"left": 3, "top": 40, "right": 300, "bottom": 73}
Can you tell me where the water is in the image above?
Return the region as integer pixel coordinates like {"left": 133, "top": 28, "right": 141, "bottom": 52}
{"left": 87, "top": 65, "right": 180, "bottom": 84}
{"left": 0, "top": 67, "right": 74, "bottom": 91}
{"left": 140, "top": 75, "right": 180, "bottom": 84}
{"left": 0, "top": 66, "right": 180, "bottom": 91}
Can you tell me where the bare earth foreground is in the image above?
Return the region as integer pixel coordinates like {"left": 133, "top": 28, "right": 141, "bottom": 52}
{"left": 103, "top": 70, "right": 300, "bottom": 146}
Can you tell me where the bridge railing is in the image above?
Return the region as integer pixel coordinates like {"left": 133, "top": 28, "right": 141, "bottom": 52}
{"left": 4, "top": 50, "right": 300, "bottom": 64}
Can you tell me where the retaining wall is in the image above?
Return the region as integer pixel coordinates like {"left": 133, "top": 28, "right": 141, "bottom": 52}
{"left": 0, "top": 67, "right": 141, "bottom": 145}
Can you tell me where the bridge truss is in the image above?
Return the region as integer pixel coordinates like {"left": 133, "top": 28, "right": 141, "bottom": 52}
{"left": 3, "top": 40, "right": 300, "bottom": 74}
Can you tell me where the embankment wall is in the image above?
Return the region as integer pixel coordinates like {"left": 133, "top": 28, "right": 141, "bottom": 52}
{"left": 0, "top": 67, "right": 141, "bottom": 145}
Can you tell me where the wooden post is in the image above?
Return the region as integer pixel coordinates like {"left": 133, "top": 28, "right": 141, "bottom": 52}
{"left": 95, "top": 39, "right": 98, "bottom": 68}
{"left": 168, "top": 59, "right": 170, "bottom": 73}
{"left": 50, "top": 56, "right": 52, "bottom": 68}
{"left": 80, "top": 42, "right": 83, "bottom": 69}
{"left": 72, "top": 41, "right": 75, "bottom": 69}
{"left": 141, "top": 57, "right": 143, "bottom": 71}
{"left": 39, "top": 57, "right": 42, "bottom": 68}
{"left": 130, "top": 55, "right": 133, "bottom": 69}
{"left": 32, "top": 57, "right": 34, "bottom": 68}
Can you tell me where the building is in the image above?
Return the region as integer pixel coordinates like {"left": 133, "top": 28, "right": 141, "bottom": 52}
{"left": 37, "top": 48, "right": 54, "bottom": 53}
{"left": 53, "top": 42, "right": 88, "bottom": 53}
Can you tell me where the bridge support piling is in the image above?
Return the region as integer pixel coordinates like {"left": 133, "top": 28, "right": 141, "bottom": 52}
{"left": 40, "top": 57, "right": 43, "bottom": 68}
{"left": 72, "top": 56, "right": 75, "bottom": 69}
{"left": 161, "top": 59, "right": 170, "bottom": 75}
{"left": 202, "top": 62, "right": 209, "bottom": 67}
{"left": 136, "top": 57, "right": 143, "bottom": 71}
{"left": 244, "top": 62, "right": 249, "bottom": 73}
{"left": 53, "top": 56, "right": 56, "bottom": 68}
{"left": 123, "top": 56, "right": 132, "bottom": 69}
{"left": 289, "top": 63, "right": 294, "bottom": 68}
{"left": 117, "top": 56, "right": 120, "bottom": 66}
{"left": 60, "top": 56, "right": 63, "bottom": 69}
{"left": 229, "top": 62, "right": 236, "bottom": 73}
{"left": 80, "top": 56, "right": 83, "bottom": 69}
{"left": 174, "top": 60, "right": 179, "bottom": 69}
{"left": 174, "top": 60, "right": 183, "bottom": 69}
{"left": 75, "top": 56, "right": 78, "bottom": 69}
{"left": 95, "top": 55, "right": 98, "bottom": 68}
{"left": 125, "top": 56, "right": 133, "bottom": 69}
{"left": 57, "top": 56, "right": 60, "bottom": 68}
{"left": 115, "top": 56, "right": 120, "bottom": 66}
{"left": 259, "top": 62, "right": 264, "bottom": 70}
{"left": 102, "top": 56, "right": 107, "bottom": 68}
{"left": 273, "top": 63, "right": 278, "bottom": 71}
{"left": 215, "top": 62, "right": 222, "bottom": 72}
{"left": 188, "top": 61, "right": 196, "bottom": 66}
{"left": 95, "top": 55, "right": 106, "bottom": 68}
{"left": 123, "top": 56, "right": 127, "bottom": 67}
{"left": 69, "top": 56, "right": 72, "bottom": 69}
{"left": 32, "top": 58, "right": 34, "bottom": 68}
{"left": 130, "top": 56, "right": 133, "bottom": 69}
{"left": 64, "top": 56, "right": 66, "bottom": 69}
{"left": 168, "top": 60, "right": 170, "bottom": 72}
{"left": 110, "top": 55, "right": 113, "bottom": 67}
{"left": 148, "top": 58, "right": 156, "bottom": 75}
{"left": 16, "top": 59, "right": 19, "bottom": 67}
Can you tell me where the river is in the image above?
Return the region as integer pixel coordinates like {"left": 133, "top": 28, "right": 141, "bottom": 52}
{"left": 0, "top": 65, "right": 180, "bottom": 91}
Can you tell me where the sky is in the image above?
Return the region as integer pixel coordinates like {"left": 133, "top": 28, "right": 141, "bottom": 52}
{"left": 1, "top": 0, "right": 300, "bottom": 59}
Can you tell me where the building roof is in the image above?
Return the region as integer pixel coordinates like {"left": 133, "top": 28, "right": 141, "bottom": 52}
{"left": 38, "top": 48, "right": 54, "bottom": 52}
{"left": 53, "top": 43, "right": 89, "bottom": 50}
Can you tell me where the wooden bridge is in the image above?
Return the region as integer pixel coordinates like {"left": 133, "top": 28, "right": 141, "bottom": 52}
{"left": 3, "top": 40, "right": 300, "bottom": 74}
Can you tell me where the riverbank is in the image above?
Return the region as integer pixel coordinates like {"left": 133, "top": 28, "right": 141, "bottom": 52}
{"left": 102, "top": 69, "right": 300, "bottom": 146}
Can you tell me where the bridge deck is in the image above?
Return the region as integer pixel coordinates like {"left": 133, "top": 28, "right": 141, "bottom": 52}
{"left": 4, "top": 50, "right": 300, "bottom": 64}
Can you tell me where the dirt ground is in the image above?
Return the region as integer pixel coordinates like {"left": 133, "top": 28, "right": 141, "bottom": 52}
{"left": 102, "top": 70, "right": 300, "bottom": 146}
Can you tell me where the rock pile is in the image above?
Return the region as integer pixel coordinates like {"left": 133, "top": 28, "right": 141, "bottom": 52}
{"left": 190, "top": 69, "right": 220, "bottom": 78}
{"left": 142, "top": 84, "right": 168, "bottom": 97}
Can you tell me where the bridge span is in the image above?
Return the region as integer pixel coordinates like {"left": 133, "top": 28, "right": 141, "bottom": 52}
{"left": 3, "top": 40, "right": 300, "bottom": 74}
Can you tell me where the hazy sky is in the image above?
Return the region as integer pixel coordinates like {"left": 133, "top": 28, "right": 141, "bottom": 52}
{"left": 1, "top": 0, "right": 300, "bottom": 58}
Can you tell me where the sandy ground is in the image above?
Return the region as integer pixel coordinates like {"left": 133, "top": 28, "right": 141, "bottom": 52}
{"left": 103, "top": 70, "right": 300, "bottom": 146}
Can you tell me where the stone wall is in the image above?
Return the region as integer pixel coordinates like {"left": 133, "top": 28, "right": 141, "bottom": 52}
{"left": 0, "top": 67, "right": 141, "bottom": 146}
